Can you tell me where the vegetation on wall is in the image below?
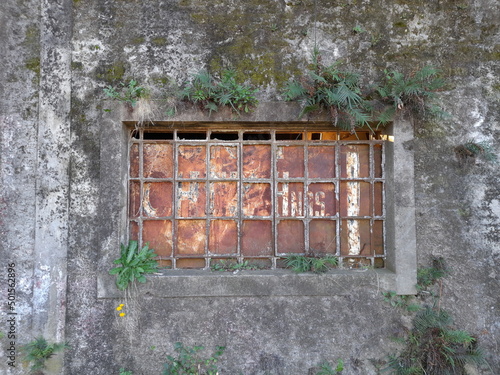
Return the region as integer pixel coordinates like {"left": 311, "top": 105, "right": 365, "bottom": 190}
{"left": 180, "top": 69, "right": 258, "bottom": 114}
{"left": 382, "top": 257, "right": 490, "bottom": 374}
{"left": 283, "top": 48, "right": 372, "bottom": 132}
{"left": 455, "top": 140, "right": 498, "bottom": 165}
{"left": 283, "top": 254, "right": 338, "bottom": 273}
{"left": 22, "top": 337, "right": 69, "bottom": 374}
{"left": 109, "top": 241, "right": 159, "bottom": 291}
{"left": 374, "top": 66, "right": 448, "bottom": 124}
{"left": 104, "top": 79, "right": 148, "bottom": 108}
{"left": 162, "top": 342, "right": 226, "bottom": 375}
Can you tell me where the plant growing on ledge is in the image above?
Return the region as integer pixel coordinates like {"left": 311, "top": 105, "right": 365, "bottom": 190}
{"left": 283, "top": 254, "right": 338, "bottom": 273}
{"left": 284, "top": 48, "right": 372, "bottom": 133}
{"left": 22, "top": 337, "right": 69, "bottom": 374}
{"left": 180, "top": 69, "right": 258, "bottom": 114}
{"left": 162, "top": 342, "right": 225, "bottom": 375}
{"left": 374, "top": 66, "right": 447, "bottom": 124}
{"left": 104, "top": 79, "right": 148, "bottom": 107}
{"left": 109, "top": 241, "right": 159, "bottom": 291}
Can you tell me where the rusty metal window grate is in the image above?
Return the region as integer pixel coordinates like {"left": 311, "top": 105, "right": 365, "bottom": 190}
{"left": 129, "top": 129, "right": 385, "bottom": 270}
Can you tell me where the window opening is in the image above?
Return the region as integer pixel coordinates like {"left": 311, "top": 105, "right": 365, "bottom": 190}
{"left": 129, "top": 129, "right": 385, "bottom": 270}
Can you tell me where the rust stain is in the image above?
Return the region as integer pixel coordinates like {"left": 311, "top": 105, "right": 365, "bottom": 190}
{"left": 307, "top": 183, "right": 336, "bottom": 217}
{"left": 277, "top": 182, "right": 304, "bottom": 217}
{"left": 277, "top": 220, "right": 304, "bottom": 253}
{"left": 144, "top": 143, "right": 174, "bottom": 178}
{"left": 309, "top": 219, "right": 336, "bottom": 254}
{"left": 374, "top": 144, "right": 383, "bottom": 178}
{"left": 308, "top": 146, "right": 335, "bottom": 178}
{"left": 177, "top": 182, "right": 206, "bottom": 217}
{"left": 340, "top": 145, "right": 370, "bottom": 178}
{"left": 178, "top": 145, "right": 206, "bottom": 178}
{"left": 143, "top": 182, "right": 173, "bottom": 217}
{"left": 277, "top": 146, "right": 304, "bottom": 178}
{"left": 340, "top": 219, "right": 371, "bottom": 256}
{"left": 243, "top": 183, "right": 272, "bottom": 216}
{"left": 241, "top": 220, "right": 273, "bottom": 256}
{"left": 129, "top": 181, "right": 141, "bottom": 218}
{"left": 243, "top": 144, "right": 271, "bottom": 179}
{"left": 176, "top": 220, "right": 206, "bottom": 255}
{"left": 209, "top": 220, "right": 238, "bottom": 254}
{"left": 210, "top": 182, "right": 237, "bottom": 217}
{"left": 143, "top": 220, "right": 173, "bottom": 257}
{"left": 210, "top": 145, "right": 238, "bottom": 179}
{"left": 130, "top": 143, "right": 139, "bottom": 178}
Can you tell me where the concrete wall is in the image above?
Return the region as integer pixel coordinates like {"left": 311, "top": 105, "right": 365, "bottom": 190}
{"left": 1, "top": 0, "right": 498, "bottom": 374}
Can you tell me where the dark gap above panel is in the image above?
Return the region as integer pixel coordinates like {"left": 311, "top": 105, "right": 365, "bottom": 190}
{"left": 143, "top": 132, "right": 174, "bottom": 140}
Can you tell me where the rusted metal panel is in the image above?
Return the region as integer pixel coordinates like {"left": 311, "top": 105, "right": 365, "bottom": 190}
{"left": 277, "top": 146, "right": 304, "bottom": 178}
{"left": 178, "top": 145, "right": 206, "bottom": 178}
{"left": 241, "top": 220, "right": 273, "bottom": 256}
{"left": 277, "top": 182, "right": 304, "bottom": 217}
{"left": 243, "top": 144, "right": 271, "bottom": 179}
{"left": 308, "top": 145, "right": 335, "bottom": 178}
{"left": 129, "top": 181, "right": 141, "bottom": 218}
{"left": 129, "top": 221, "right": 139, "bottom": 241}
{"left": 277, "top": 220, "right": 304, "bottom": 253}
{"left": 339, "top": 181, "right": 371, "bottom": 217}
{"left": 130, "top": 143, "right": 139, "bottom": 178}
{"left": 243, "top": 183, "right": 272, "bottom": 217}
{"left": 209, "top": 145, "right": 238, "bottom": 179}
{"left": 143, "top": 220, "right": 173, "bottom": 257}
{"left": 309, "top": 219, "right": 336, "bottom": 254}
{"left": 373, "top": 220, "right": 384, "bottom": 255}
{"left": 374, "top": 182, "right": 383, "bottom": 216}
{"left": 143, "top": 182, "right": 173, "bottom": 217}
{"left": 210, "top": 182, "right": 238, "bottom": 217}
{"left": 374, "top": 144, "right": 383, "bottom": 178}
{"left": 176, "top": 258, "right": 206, "bottom": 269}
{"left": 177, "top": 182, "right": 206, "bottom": 217}
{"left": 307, "top": 183, "right": 336, "bottom": 217}
{"left": 340, "top": 219, "right": 371, "bottom": 256}
{"left": 340, "top": 145, "right": 370, "bottom": 178}
{"left": 209, "top": 220, "right": 238, "bottom": 254}
{"left": 143, "top": 143, "right": 174, "bottom": 178}
{"left": 176, "top": 220, "right": 206, "bottom": 255}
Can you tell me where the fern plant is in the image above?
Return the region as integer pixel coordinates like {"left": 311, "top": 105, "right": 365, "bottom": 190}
{"left": 22, "top": 337, "right": 68, "bottom": 373}
{"left": 181, "top": 69, "right": 258, "bottom": 114}
{"left": 283, "top": 254, "right": 338, "bottom": 273}
{"left": 385, "top": 307, "right": 488, "bottom": 375}
{"left": 104, "top": 79, "right": 147, "bottom": 107}
{"left": 375, "top": 66, "right": 447, "bottom": 124}
{"left": 284, "top": 48, "right": 372, "bottom": 133}
{"left": 162, "top": 342, "right": 225, "bottom": 375}
{"left": 109, "top": 241, "right": 158, "bottom": 291}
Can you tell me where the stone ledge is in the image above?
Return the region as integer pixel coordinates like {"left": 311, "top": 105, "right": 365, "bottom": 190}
{"left": 98, "top": 269, "right": 396, "bottom": 298}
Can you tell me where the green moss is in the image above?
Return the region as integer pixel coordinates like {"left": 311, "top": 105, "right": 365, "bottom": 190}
{"left": 97, "top": 61, "right": 127, "bottom": 83}
{"left": 393, "top": 21, "right": 407, "bottom": 28}
{"left": 25, "top": 57, "right": 40, "bottom": 75}
{"left": 130, "top": 36, "right": 145, "bottom": 45}
{"left": 71, "top": 61, "right": 84, "bottom": 70}
{"left": 151, "top": 37, "right": 167, "bottom": 46}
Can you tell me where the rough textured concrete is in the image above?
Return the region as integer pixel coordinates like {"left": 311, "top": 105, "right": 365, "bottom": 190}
{"left": 1, "top": 0, "right": 499, "bottom": 374}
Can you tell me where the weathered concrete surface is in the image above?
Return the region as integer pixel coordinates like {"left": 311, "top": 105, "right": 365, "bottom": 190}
{"left": 1, "top": 0, "right": 499, "bottom": 374}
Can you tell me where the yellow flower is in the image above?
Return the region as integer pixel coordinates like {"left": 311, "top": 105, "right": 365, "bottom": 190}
{"left": 116, "top": 306, "right": 122, "bottom": 311}
{"left": 119, "top": 304, "right": 124, "bottom": 307}
{"left": 119, "top": 312, "right": 126, "bottom": 317}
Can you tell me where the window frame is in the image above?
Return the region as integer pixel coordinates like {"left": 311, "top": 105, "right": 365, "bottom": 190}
{"left": 97, "top": 102, "right": 417, "bottom": 297}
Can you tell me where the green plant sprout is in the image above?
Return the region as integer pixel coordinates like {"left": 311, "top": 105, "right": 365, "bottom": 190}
{"left": 109, "top": 241, "right": 159, "bottom": 291}
{"left": 210, "top": 259, "right": 262, "bottom": 272}
{"left": 162, "top": 342, "right": 225, "bottom": 375}
{"left": 181, "top": 69, "right": 258, "bottom": 114}
{"left": 316, "top": 359, "right": 344, "bottom": 374}
{"left": 104, "top": 79, "right": 147, "bottom": 107}
{"left": 119, "top": 369, "right": 133, "bottom": 375}
{"left": 284, "top": 48, "right": 372, "bottom": 133}
{"left": 375, "top": 66, "right": 447, "bottom": 124}
{"left": 22, "top": 337, "right": 69, "bottom": 373}
{"left": 283, "top": 254, "right": 338, "bottom": 273}
{"left": 455, "top": 140, "right": 497, "bottom": 163}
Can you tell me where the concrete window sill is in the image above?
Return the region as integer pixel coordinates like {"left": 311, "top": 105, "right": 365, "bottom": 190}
{"left": 98, "top": 269, "right": 396, "bottom": 298}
